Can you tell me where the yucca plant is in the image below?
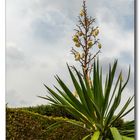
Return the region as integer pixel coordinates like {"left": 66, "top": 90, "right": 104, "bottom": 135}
{"left": 39, "top": 59, "right": 134, "bottom": 140}
{"left": 39, "top": 1, "right": 134, "bottom": 139}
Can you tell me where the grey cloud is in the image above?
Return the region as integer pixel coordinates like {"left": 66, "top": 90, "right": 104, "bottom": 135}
{"left": 31, "top": 16, "right": 66, "bottom": 43}
{"left": 6, "top": 46, "right": 30, "bottom": 69}
{"left": 119, "top": 51, "right": 134, "bottom": 65}
{"left": 87, "top": 0, "right": 134, "bottom": 31}
{"left": 6, "top": 89, "right": 28, "bottom": 107}
{"left": 23, "top": 2, "right": 75, "bottom": 44}
{"left": 28, "top": 0, "right": 134, "bottom": 34}
{"left": 7, "top": 46, "right": 24, "bottom": 60}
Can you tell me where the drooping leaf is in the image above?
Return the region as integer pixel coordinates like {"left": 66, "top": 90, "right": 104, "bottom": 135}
{"left": 122, "top": 136, "right": 134, "bottom": 140}
{"left": 110, "top": 127, "right": 122, "bottom": 140}
{"left": 91, "top": 131, "right": 100, "bottom": 140}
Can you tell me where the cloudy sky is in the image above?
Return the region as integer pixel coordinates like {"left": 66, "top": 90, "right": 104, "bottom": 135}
{"left": 6, "top": 0, "right": 134, "bottom": 120}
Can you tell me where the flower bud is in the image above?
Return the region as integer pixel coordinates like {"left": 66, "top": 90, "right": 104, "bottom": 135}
{"left": 92, "top": 28, "right": 99, "bottom": 37}
{"left": 80, "top": 10, "right": 84, "bottom": 17}
{"left": 95, "top": 28, "right": 99, "bottom": 36}
{"left": 73, "top": 35, "right": 78, "bottom": 42}
{"left": 75, "top": 52, "right": 81, "bottom": 61}
{"left": 78, "top": 31, "right": 83, "bottom": 36}
{"left": 92, "top": 29, "right": 96, "bottom": 37}
{"left": 98, "top": 43, "right": 102, "bottom": 49}
{"left": 87, "top": 40, "right": 93, "bottom": 48}
{"left": 75, "top": 43, "right": 80, "bottom": 47}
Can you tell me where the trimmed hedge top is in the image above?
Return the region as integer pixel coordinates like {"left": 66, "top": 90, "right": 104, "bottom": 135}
{"left": 6, "top": 108, "right": 88, "bottom": 140}
{"left": 21, "top": 105, "right": 77, "bottom": 120}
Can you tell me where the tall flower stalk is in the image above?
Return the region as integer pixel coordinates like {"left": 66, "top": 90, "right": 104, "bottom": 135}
{"left": 71, "top": 0, "right": 101, "bottom": 81}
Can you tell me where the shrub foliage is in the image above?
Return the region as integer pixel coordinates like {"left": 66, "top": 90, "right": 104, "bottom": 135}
{"left": 22, "top": 105, "right": 77, "bottom": 120}
{"left": 6, "top": 108, "right": 88, "bottom": 140}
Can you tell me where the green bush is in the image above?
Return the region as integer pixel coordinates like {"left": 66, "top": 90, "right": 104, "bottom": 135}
{"left": 6, "top": 108, "right": 88, "bottom": 140}
{"left": 21, "top": 105, "right": 77, "bottom": 120}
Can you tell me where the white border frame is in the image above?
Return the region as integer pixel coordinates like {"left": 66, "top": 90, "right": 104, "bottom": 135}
{"left": 137, "top": 0, "right": 140, "bottom": 139}
{"left": 0, "top": 0, "right": 5, "bottom": 139}
{"left": 0, "top": 0, "right": 138, "bottom": 139}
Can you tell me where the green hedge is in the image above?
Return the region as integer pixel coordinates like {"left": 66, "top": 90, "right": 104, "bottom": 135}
{"left": 6, "top": 108, "right": 88, "bottom": 140}
{"left": 21, "top": 105, "right": 77, "bottom": 120}
{"left": 16, "top": 105, "right": 126, "bottom": 128}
